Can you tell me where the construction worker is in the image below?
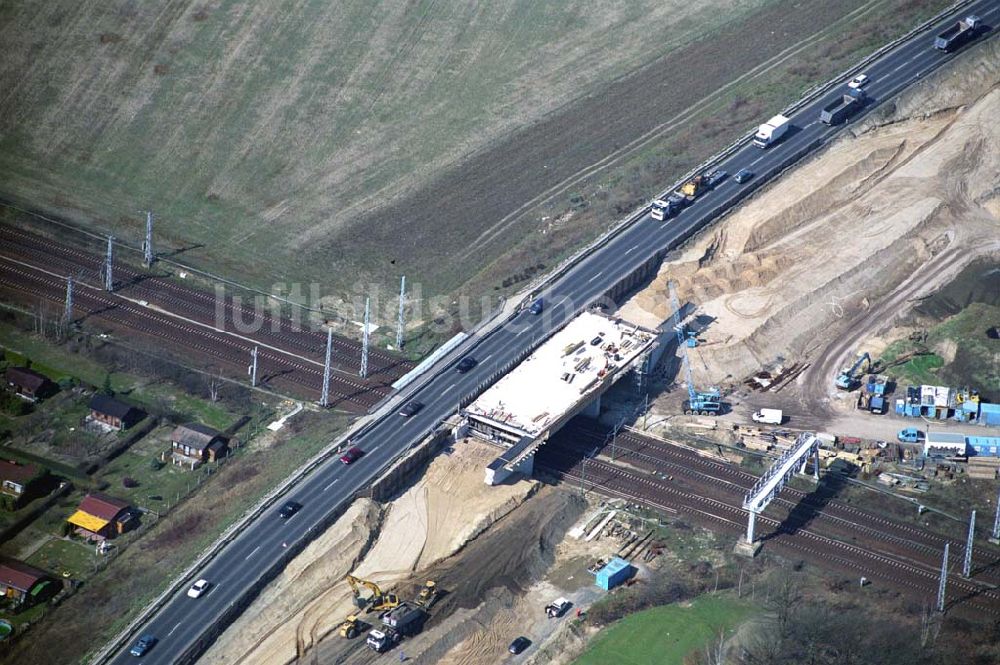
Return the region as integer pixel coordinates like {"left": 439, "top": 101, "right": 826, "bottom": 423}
{"left": 399, "top": 650, "right": 406, "bottom": 662}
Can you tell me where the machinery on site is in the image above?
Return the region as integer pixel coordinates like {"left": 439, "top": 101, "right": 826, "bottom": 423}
{"left": 753, "top": 114, "right": 790, "bottom": 148}
{"left": 337, "top": 614, "right": 364, "bottom": 639}
{"left": 345, "top": 575, "right": 400, "bottom": 613}
{"left": 416, "top": 580, "right": 438, "bottom": 608}
{"left": 674, "top": 175, "right": 708, "bottom": 204}
{"left": 366, "top": 602, "right": 427, "bottom": 653}
{"left": 669, "top": 282, "right": 721, "bottom": 415}
{"left": 835, "top": 352, "right": 871, "bottom": 391}
{"left": 934, "top": 15, "right": 980, "bottom": 51}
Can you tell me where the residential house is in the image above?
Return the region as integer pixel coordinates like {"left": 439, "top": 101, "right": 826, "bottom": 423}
{"left": 169, "top": 423, "right": 228, "bottom": 469}
{"left": 0, "top": 460, "right": 47, "bottom": 508}
{"left": 0, "top": 557, "right": 55, "bottom": 607}
{"left": 5, "top": 367, "right": 55, "bottom": 401}
{"left": 88, "top": 393, "right": 145, "bottom": 431}
{"left": 66, "top": 492, "right": 138, "bottom": 540}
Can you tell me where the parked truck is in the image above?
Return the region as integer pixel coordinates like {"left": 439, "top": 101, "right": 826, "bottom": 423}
{"left": 545, "top": 598, "right": 572, "bottom": 618}
{"left": 934, "top": 15, "right": 980, "bottom": 51}
{"left": 820, "top": 89, "right": 866, "bottom": 125}
{"left": 753, "top": 114, "right": 790, "bottom": 148}
{"left": 366, "top": 602, "right": 426, "bottom": 653}
{"left": 751, "top": 408, "right": 783, "bottom": 425}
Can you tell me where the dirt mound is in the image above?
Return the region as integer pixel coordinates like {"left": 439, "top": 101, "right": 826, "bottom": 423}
{"left": 621, "top": 38, "right": 1000, "bottom": 391}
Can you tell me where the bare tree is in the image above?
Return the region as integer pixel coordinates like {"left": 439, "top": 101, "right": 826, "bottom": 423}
{"left": 704, "top": 628, "right": 728, "bottom": 665}
{"left": 206, "top": 370, "right": 223, "bottom": 402}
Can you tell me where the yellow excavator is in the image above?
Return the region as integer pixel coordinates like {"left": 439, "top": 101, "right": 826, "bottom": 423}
{"left": 346, "top": 575, "right": 400, "bottom": 613}
{"left": 417, "top": 580, "right": 438, "bottom": 608}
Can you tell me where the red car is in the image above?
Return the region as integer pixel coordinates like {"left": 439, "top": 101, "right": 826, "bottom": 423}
{"left": 340, "top": 446, "right": 364, "bottom": 465}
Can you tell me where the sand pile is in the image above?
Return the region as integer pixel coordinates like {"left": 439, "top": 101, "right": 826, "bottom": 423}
{"left": 202, "top": 439, "right": 537, "bottom": 665}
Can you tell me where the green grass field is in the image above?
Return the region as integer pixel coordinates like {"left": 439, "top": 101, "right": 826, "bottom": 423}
{"left": 0, "top": 0, "right": 762, "bottom": 300}
{"left": 575, "top": 594, "right": 753, "bottom": 665}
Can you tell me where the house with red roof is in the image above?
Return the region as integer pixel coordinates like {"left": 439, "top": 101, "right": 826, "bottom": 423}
{"left": 0, "top": 556, "right": 55, "bottom": 607}
{"left": 66, "top": 492, "right": 138, "bottom": 540}
{"left": 0, "top": 459, "right": 47, "bottom": 509}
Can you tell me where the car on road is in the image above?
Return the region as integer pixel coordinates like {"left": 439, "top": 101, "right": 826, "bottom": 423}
{"left": 508, "top": 636, "right": 531, "bottom": 655}
{"left": 734, "top": 168, "right": 754, "bottom": 184}
{"left": 340, "top": 446, "right": 364, "bottom": 465}
{"left": 456, "top": 357, "right": 478, "bottom": 373}
{"left": 278, "top": 500, "right": 302, "bottom": 519}
{"left": 848, "top": 73, "right": 869, "bottom": 89}
{"left": 129, "top": 634, "right": 157, "bottom": 657}
{"left": 187, "top": 579, "right": 211, "bottom": 599}
{"left": 399, "top": 401, "right": 424, "bottom": 417}
{"left": 704, "top": 169, "right": 727, "bottom": 188}
{"left": 529, "top": 299, "right": 544, "bottom": 315}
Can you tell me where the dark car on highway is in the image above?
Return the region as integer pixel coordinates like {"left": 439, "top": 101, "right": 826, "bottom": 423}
{"left": 734, "top": 168, "right": 754, "bottom": 184}
{"left": 509, "top": 636, "right": 531, "bottom": 655}
{"left": 456, "top": 357, "right": 478, "bottom": 373}
{"left": 529, "top": 299, "right": 544, "bottom": 315}
{"left": 278, "top": 500, "right": 302, "bottom": 519}
{"left": 130, "top": 634, "right": 157, "bottom": 657}
{"left": 704, "top": 169, "right": 727, "bottom": 188}
{"left": 340, "top": 446, "right": 364, "bottom": 465}
{"left": 399, "top": 401, "right": 424, "bottom": 417}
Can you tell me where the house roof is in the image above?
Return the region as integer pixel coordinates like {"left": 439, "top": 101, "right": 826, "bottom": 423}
{"left": 171, "top": 423, "right": 222, "bottom": 451}
{"left": 88, "top": 393, "right": 142, "bottom": 419}
{"left": 0, "top": 557, "right": 47, "bottom": 592}
{"left": 78, "top": 492, "right": 131, "bottom": 522}
{"left": 67, "top": 510, "right": 110, "bottom": 533}
{"left": 5, "top": 367, "right": 50, "bottom": 392}
{"left": 0, "top": 459, "right": 41, "bottom": 484}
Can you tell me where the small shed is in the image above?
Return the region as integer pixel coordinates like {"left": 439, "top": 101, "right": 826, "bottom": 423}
{"left": 170, "top": 423, "right": 228, "bottom": 469}
{"left": 923, "top": 431, "right": 968, "bottom": 457}
{"left": 67, "top": 492, "right": 137, "bottom": 540}
{"left": 5, "top": 367, "right": 55, "bottom": 401}
{"left": 595, "top": 557, "right": 633, "bottom": 591}
{"left": 0, "top": 557, "right": 54, "bottom": 607}
{"left": 979, "top": 403, "right": 1000, "bottom": 427}
{"left": 0, "top": 460, "right": 46, "bottom": 505}
{"left": 88, "top": 394, "right": 145, "bottom": 431}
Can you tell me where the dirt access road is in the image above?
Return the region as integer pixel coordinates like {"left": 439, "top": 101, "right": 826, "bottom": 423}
{"left": 621, "top": 37, "right": 1000, "bottom": 428}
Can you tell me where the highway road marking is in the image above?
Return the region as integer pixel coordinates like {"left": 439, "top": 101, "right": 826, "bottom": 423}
{"left": 587, "top": 271, "right": 603, "bottom": 283}
{"left": 891, "top": 60, "right": 911, "bottom": 74}
{"left": 480, "top": 354, "right": 492, "bottom": 363}
{"left": 441, "top": 383, "right": 455, "bottom": 395}
{"left": 324, "top": 479, "right": 339, "bottom": 491}
{"left": 624, "top": 245, "right": 638, "bottom": 255}
{"left": 245, "top": 545, "right": 261, "bottom": 561}
{"left": 167, "top": 621, "right": 182, "bottom": 637}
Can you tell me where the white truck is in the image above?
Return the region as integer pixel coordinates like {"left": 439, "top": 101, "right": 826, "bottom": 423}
{"left": 751, "top": 408, "right": 783, "bottom": 425}
{"left": 752, "top": 114, "right": 790, "bottom": 148}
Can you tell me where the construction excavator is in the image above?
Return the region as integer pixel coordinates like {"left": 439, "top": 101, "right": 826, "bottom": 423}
{"left": 338, "top": 575, "right": 401, "bottom": 639}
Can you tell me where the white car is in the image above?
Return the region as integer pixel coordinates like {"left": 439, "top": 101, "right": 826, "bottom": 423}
{"left": 187, "top": 579, "right": 210, "bottom": 598}
{"left": 848, "top": 74, "right": 869, "bottom": 89}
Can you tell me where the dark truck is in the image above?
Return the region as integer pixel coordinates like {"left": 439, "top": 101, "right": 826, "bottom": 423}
{"left": 820, "top": 89, "right": 866, "bottom": 125}
{"left": 934, "top": 15, "right": 980, "bottom": 51}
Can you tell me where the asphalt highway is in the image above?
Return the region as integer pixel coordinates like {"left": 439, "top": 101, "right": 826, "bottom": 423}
{"left": 111, "top": 4, "right": 998, "bottom": 662}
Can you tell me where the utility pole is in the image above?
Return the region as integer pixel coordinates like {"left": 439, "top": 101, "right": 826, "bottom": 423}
{"left": 142, "top": 210, "right": 154, "bottom": 267}
{"left": 991, "top": 485, "right": 1000, "bottom": 544}
{"left": 963, "top": 510, "right": 976, "bottom": 578}
{"left": 360, "top": 297, "right": 370, "bottom": 379}
{"left": 248, "top": 346, "right": 259, "bottom": 388}
{"left": 937, "top": 543, "right": 949, "bottom": 613}
{"left": 320, "top": 328, "right": 333, "bottom": 407}
{"left": 395, "top": 275, "right": 406, "bottom": 350}
{"left": 104, "top": 236, "right": 114, "bottom": 292}
{"left": 63, "top": 276, "right": 74, "bottom": 325}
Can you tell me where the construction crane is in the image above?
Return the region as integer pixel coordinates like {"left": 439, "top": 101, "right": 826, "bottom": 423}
{"left": 669, "top": 282, "right": 721, "bottom": 415}
{"left": 345, "top": 575, "right": 400, "bottom": 613}
{"left": 835, "top": 352, "right": 871, "bottom": 390}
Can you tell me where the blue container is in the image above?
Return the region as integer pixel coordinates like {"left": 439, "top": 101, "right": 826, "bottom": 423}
{"left": 980, "top": 403, "right": 1000, "bottom": 427}
{"left": 595, "top": 557, "right": 634, "bottom": 591}
{"left": 967, "top": 435, "right": 1000, "bottom": 457}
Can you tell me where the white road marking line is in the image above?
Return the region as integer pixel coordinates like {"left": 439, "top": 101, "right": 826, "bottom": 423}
{"left": 516, "top": 326, "right": 530, "bottom": 336}
{"left": 587, "top": 271, "right": 603, "bottom": 283}
{"left": 479, "top": 354, "right": 492, "bottom": 364}
{"left": 167, "top": 621, "right": 182, "bottom": 637}
{"left": 323, "top": 479, "right": 339, "bottom": 491}
{"left": 891, "top": 60, "right": 910, "bottom": 74}
{"left": 624, "top": 246, "right": 638, "bottom": 255}
{"left": 245, "top": 546, "right": 261, "bottom": 561}
{"left": 442, "top": 383, "right": 455, "bottom": 395}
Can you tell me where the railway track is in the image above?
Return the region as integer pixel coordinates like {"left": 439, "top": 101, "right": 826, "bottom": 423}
{"left": 0, "top": 257, "right": 387, "bottom": 411}
{"left": 0, "top": 224, "right": 412, "bottom": 384}
{"left": 536, "top": 447, "right": 1000, "bottom": 617}
{"left": 554, "top": 421, "right": 1000, "bottom": 586}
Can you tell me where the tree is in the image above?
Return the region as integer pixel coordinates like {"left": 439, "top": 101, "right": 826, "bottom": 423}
{"left": 101, "top": 372, "right": 113, "bottom": 396}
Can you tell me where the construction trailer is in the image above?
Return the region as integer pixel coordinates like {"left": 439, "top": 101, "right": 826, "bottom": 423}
{"left": 923, "top": 432, "right": 968, "bottom": 457}
{"left": 966, "top": 435, "right": 1000, "bottom": 457}
{"left": 594, "top": 557, "right": 634, "bottom": 591}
